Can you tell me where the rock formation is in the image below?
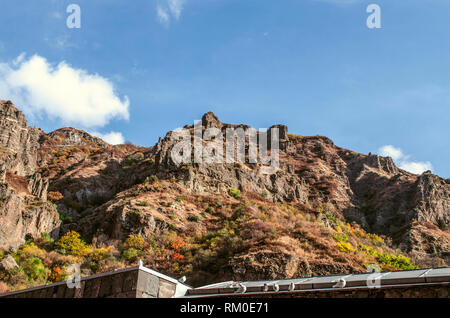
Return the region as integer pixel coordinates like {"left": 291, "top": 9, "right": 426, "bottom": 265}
{"left": 0, "top": 101, "right": 448, "bottom": 286}
{"left": 0, "top": 183, "right": 60, "bottom": 250}
{"left": 0, "top": 100, "right": 41, "bottom": 176}
{"left": 0, "top": 101, "right": 60, "bottom": 250}
{"left": 0, "top": 255, "right": 18, "bottom": 272}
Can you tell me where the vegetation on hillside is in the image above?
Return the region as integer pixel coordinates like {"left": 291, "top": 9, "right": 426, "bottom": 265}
{"left": 0, "top": 185, "right": 419, "bottom": 293}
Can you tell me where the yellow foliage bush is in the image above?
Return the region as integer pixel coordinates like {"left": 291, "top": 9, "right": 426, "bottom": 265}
{"left": 17, "top": 243, "right": 46, "bottom": 261}
{"left": 358, "top": 243, "right": 418, "bottom": 270}
{"left": 337, "top": 241, "right": 356, "bottom": 253}
{"left": 358, "top": 243, "right": 377, "bottom": 257}
{"left": 85, "top": 248, "right": 111, "bottom": 262}
{"left": 368, "top": 233, "right": 385, "bottom": 246}
{"left": 124, "top": 235, "right": 147, "bottom": 251}
{"left": 55, "top": 231, "right": 90, "bottom": 256}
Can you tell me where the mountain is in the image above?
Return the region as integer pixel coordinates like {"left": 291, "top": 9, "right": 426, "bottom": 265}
{"left": 0, "top": 100, "right": 449, "bottom": 292}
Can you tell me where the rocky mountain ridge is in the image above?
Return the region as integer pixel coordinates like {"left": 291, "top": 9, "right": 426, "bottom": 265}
{"left": 0, "top": 100, "right": 449, "bottom": 290}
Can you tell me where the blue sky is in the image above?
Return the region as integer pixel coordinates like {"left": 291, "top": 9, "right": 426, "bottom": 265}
{"left": 0, "top": 0, "right": 449, "bottom": 177}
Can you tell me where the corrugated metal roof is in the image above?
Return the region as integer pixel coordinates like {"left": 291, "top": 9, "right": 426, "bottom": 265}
{"left": 187, "top": 267, "right": 450, "bottom": 297}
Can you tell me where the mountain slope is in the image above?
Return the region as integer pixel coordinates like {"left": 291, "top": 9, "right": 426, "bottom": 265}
{"left": 0, "top": 100, "right": 448, "bottom": 291}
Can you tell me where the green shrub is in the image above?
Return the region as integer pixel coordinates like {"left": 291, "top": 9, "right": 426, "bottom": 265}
{"left": 129, "top": 209, "right": 140, "bottom": 216}
{"left": 145, "top": 175, "right": 158, "bottom": 184}
{"left": 80, "top": 209, "right": 92, "bottom": 218}
{"left": 205, "top": 206, "right": 213, "bottom": 214}
{"left": 137, "top": 201, "right": 150, "bottom": 207}
{"left": 41, "top": 233, "right": 54, "bottom": 244}
{"left": 22, "top": 257, "right": 48, "bottom": 281}
{"left": 375, "top": 253, "right": 418, "bottom": 270}
{"left": 187, "top": 215, "right": 200, "bottom": 222}
{"left": 333, "top": 233, "right": 349, "bottom": 243}
{"left": 358, "top": 243, "right": 418, "bottom": 270}
{"left": 147, "top": 236, "right": 158, "bottom": 251}
{"left": 122, "top": 248, "right": 140, "bottom": 262}
{"left": 128, "top": 153, "right": 144, "bottom": 164}
{"left": 24, "top": 234, "right": 34, "bottom": 245}
{"left": 325, "top": 213, "right": 336, "bottom": 223}
{"left": 58, "top": 210, "right": 73, "bottom": 224}
{"left": 121, "top": 235, "right": 147, "bottom": 262}
{"left": 228, "top": 188, "right": 241, "bottom": 199}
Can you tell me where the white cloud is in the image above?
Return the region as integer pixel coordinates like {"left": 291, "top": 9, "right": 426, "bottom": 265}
{"left": 168, "top": 0, "right": 185, "bottom": 20}
{"left": 399, "top": 161, "right": 433, "bottom": 175}
{"left": 156, "top": 0, "right": 186, "bottom": 25}
{"left": 44, "top": 34, "right": 79, "bottom": 50}
{"left": 378, "top": 145, "right": 403, "bottom": 161}
{"left": 0, "top": 54, "right": 130, "bottom": 128}
{"left": 157, "top": 5, "right": 170, "bottom": 25}
{"left": 12, "top": 53, "right": 26, "bottom": 66}
{"left": 90, "top": 131, "right": 125, "bottom": 145}
{"left": 378, "top": 145, "right": 433, "bottom": 174}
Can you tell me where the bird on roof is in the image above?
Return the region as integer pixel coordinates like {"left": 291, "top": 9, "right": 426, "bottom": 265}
{"left": 273, "top": 284, "right": 280, "bottom": 292}
{"left": 178, "top": 276, "right": 187, "bottom": 283}
{"left": 263, "top": 283, "right": 269, "bottom": 292}
{"left": 138, "top": 260, "right": 143, "bottom": 267}
{"left": 288, "top": 282, "right": 295, "bottom": 292}
{"left": 332, "top": 278, "right": 346, "bottom": 288}
{"left": 235, "top": 283, "right": 247, "bottom": 294}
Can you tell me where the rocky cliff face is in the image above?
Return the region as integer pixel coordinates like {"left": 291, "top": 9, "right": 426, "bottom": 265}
{"left": 0, "top": 102, "right": 449, "bottom": 287}
{"left": 0, "top": 183, "right": 60, "bottom": 250}
{"left": 413, "top": 172, "right": 450, "bottom": 225}
{"left": 64, "top": 112, "right": 448, "bottom": 282}
{"left": 0, "top": 101, "right": 60, "bottom": 250}
{"left": 0, "top": 100, "right": 41, "bottom": 176}
{"left": 151, "top": 113, "right": 450, "bottom": 234}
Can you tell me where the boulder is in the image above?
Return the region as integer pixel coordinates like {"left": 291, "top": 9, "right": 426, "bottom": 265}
{"left": 0, "top": 255, "right": 18, "bottom": 272}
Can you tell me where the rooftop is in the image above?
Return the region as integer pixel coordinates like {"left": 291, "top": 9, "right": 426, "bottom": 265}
{"left": 1, "top": 265, "right": 449, "bottom": 298}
